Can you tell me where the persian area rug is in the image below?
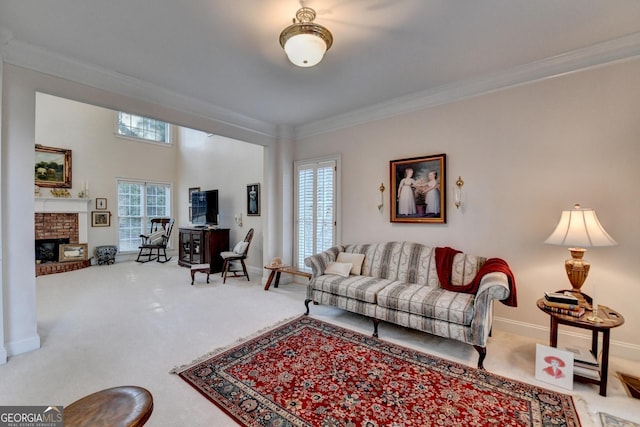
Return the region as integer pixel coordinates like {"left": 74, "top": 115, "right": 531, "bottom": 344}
{"left": 175, "top": 316, "right": 581, "bottom": 426}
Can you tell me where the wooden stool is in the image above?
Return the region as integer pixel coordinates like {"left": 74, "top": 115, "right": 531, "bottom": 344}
{"left": 65, "top": 385, "right": 153, "bottom": 427}
{"left": 190, "top": 263, "right": 211, "bottom": 285}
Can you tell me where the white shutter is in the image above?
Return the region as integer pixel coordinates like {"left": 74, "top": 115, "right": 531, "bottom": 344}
{"left": 295, "top": 159, "right": 337, "bottom": 268}
{"left": 316, "top": 161, "right": 335, "bottom": 253}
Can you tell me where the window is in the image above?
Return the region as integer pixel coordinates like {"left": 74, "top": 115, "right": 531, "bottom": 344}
{"left": 294, "top": 157, "right": 339, "bottom": 269}
{"left": 117, "top": 112, "right": 170, "bottom": 144}
{"left": 117, "top": 180, "right": 172, "bottom": 252}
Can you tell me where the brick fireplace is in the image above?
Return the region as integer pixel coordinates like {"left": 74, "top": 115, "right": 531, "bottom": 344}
{"left": 35, "top": 198, "right": 91, "bottom": 276}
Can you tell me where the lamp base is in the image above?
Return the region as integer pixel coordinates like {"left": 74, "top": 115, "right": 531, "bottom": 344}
{"left": 565, "top": 248, "right": 590, "bottom": 292}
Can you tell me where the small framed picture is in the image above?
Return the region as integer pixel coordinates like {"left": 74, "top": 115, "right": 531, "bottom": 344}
{"left": 247, "top": 183, "right": 260, "bottom": 216}
{"left": 96, "top": 198, "right": 107, "bottom": 210}
{"left": 535, "top": 344, "right": 574, "bottom": 390}
{"left": 91, "top": 211, "right": 111, "bottom": 227}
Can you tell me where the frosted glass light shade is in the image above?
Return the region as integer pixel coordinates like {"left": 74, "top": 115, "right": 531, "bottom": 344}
{"left": 283, "top": 34, "right": 327, "bottom": 67}
{"left": 279, "top": 7, "right": 333, "bottom": 68}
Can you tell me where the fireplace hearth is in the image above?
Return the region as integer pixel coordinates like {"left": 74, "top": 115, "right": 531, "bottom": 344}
{"left": 36, "top": 238, "right": 70, "bottom": 263}
{"left": 34, "top": 200, "right": 92, "bottom": 276}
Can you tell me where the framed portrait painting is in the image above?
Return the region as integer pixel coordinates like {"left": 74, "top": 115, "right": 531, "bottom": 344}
{"left": 247, "top": 183, "right": 260, "bottom": 216}
{"left": 35, "top": 145, "right": 72, "bottom": 188}
{"left": 390, "top": 153, "right": 446, "bottom": 223}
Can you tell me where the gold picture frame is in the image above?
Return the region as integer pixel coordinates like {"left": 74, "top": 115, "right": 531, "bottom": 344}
{"left": 59, "top": 243, "right": 88, "bottom": 262}
{"left": 91, "top": 211, "right": 111, "bottom": 227}
{"left": 390, "top": 153, "right": 446, "bottom": 223}
{"left": 35, "top": 145, "right": 72, "bottom": 188}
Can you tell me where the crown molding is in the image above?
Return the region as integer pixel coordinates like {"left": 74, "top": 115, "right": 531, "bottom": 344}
{"left": 0, "top": 39, "right": 277, "bottom": 139}
{"left": 2, "top": 31, "right": 639, "bottom": 142}
{"left": 296, "top": 32, "right": 640, "bottom": 139}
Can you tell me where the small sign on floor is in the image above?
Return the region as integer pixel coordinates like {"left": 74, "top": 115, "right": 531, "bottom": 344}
{"left": 535, "top": 344, "right": 574, "bottom": 390}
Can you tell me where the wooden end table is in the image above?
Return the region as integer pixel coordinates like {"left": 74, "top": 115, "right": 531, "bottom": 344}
{"left": 65, "top": 386, "right": 153, "bottom": 426}
{"left": 537, "top": 295, "right": 624, "bottom": 396}
{"left": 264, "top": 265, "right": 311, "bottom": 291}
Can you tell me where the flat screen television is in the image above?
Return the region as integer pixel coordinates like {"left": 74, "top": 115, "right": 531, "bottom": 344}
{"left": 191, "top": 189, "right": 219, "bottom": 226}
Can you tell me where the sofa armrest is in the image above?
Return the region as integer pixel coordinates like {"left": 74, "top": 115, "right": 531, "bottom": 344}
{"left": 469, "top": 272, "right": 510, "bottom": 346}
{"left": 304, "top": 245, "right": 343, "bottom": 278}
{"left": 474, "top": 272, "right": 510, "bottom": 306}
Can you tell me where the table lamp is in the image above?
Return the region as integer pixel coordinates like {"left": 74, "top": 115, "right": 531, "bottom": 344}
{"left": 544, "top": 204, "right": 617, "bottom": 320}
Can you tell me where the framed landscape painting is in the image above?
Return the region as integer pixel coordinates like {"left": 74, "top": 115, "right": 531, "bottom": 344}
{"left": 390, "top": 153, "right": 446, "bottom": 223}
{"left": 35, "top": 145, "right": 72, "bottom": 188}
{"left": 59, "top": 243, "right": 88, "bottom": 262}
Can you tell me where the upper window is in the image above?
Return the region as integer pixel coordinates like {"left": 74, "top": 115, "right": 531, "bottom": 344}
{"left": 117, "top": 112, "right": 170, "bottom": 144}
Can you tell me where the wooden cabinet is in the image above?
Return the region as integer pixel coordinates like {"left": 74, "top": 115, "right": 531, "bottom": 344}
{"left": 178, "top": 227, "right": 229, "bottom": 272}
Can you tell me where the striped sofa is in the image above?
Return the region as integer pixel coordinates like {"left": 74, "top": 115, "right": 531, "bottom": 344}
{"left": 304, "top": 242, "right": 512, "bottom": 368}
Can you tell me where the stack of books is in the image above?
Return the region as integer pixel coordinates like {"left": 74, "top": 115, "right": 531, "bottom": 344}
{"left": 542, "top": 292, "right": 585, "bottom": 317}
{"left": 565, "top": 346, "right": 600, "bottom": 380}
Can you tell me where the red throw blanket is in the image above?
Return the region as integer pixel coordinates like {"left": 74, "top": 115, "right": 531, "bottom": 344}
{"left": 435, "top": 247, "right": 517, "bottom": 307}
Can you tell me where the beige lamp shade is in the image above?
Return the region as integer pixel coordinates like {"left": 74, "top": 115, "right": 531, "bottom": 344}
{"left": 545, "top": 204, "right": 617, "bottom": 247}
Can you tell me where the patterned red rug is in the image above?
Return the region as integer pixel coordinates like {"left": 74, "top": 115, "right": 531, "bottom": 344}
{"left": 176, "top": 316, "right": 581, "bottom": 426}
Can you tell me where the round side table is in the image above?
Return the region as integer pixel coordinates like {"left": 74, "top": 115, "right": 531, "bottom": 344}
{"left": 537, "top": 296, "right": 624, "bottom": 396}
{"left": 65, "top": 386, "right": 153, "bottom": 427}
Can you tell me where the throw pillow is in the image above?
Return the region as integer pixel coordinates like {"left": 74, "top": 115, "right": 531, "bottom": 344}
{"left": 325, "top": 261, "right": 353, "bottom": 277}
{"left": 148, "top": 230, "right": 165, "bottom": 245}
{"left": 336, "top": 252, "right": 365, "bottom": 275}
{"left": 233, "top": 241, "right": 249, "bottom": 254}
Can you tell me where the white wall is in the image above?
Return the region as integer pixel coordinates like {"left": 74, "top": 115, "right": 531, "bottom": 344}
{"left": 295, "top": 58, "right": 640, "bottom": 358}
{"left": 176, "top": 127, "right": 264, "bottom": 266}
{"left": 35, "top": 93, "right": 178, "bottom": 253}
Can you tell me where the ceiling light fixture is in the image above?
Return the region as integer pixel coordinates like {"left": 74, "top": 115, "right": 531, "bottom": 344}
{"left": 279, "top": 7, "right": 333, "bottom": 67}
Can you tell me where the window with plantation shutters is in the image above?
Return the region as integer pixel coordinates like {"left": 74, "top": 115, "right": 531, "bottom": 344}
{"left": 295, "top": 158, "right": 339, "bottom": 269}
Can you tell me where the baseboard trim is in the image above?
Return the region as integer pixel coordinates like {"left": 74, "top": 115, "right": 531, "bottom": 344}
{"left": 493, "top": 316, "right": 640, "bottom": 360}
{"left": 6, "top": 334, "right": 41, "bottom": 358}
{"left": 0, "top": 346, "right": 7, "bottom": 365}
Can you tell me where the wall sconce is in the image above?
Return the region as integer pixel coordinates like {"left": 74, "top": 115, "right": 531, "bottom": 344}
{"left": 377, "top": 182, "right": 385, "bottom": 211}
{"left": 455, "top": 176, "right": 464, "bottom": 209}
{"left": 234, "top": 213, "right": 243, "bottom": 227}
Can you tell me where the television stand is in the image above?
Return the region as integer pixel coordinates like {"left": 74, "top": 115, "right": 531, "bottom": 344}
{"left": 178, "top": 227, "right": 229, "bottom": 272}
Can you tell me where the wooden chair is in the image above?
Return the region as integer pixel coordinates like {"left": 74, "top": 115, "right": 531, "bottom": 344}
{"left": 136, "top": 218, "right": 174, "bottom": 263}
{"left": 220, "top": 228, "right": 254, "bottom": 283}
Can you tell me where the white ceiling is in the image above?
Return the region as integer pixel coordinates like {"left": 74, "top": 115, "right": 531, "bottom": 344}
{"left": 1, "top": 0, "right": 640, "bottom": 133}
